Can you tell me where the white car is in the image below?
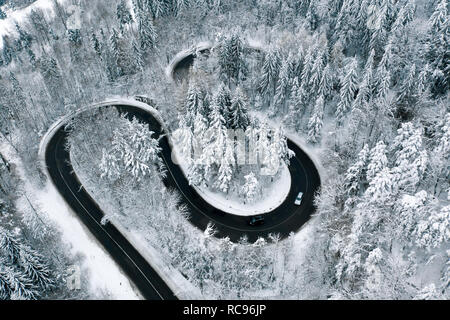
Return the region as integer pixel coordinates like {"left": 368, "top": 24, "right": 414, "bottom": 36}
{"left": 294, "top": 192, "right": 304, "bottom": 205}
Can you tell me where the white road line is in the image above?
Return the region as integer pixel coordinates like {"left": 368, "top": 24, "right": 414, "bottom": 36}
{"left": 53, "top": 132, "right": 166, "bottom": 300}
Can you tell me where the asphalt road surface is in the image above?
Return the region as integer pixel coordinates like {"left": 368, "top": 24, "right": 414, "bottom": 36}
{"left": 45, "top": 104, "right": 321, "bottom": 299}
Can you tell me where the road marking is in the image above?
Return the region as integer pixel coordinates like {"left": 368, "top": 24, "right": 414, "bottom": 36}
{"left": 53, "top": 131, "right": 166, "bottom": 300}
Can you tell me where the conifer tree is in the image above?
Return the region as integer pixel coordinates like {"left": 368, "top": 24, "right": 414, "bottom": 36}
{"left": 117, "top": 0, "right": 134, "bottom": 33}
{"left": 259, "top": 48, "right": 281, "bottom": 99}
{"left": 137, "top": 8, "right": 157, "bottom": 51}
{"left": 230, "top": 87, "right": 250, "bottom": 130}
{"left": 344, "top": 144, "right": 370, "bottom": 197}
{"left": 336, "top": 58, "right": 358, "bottom": 125}
{"left": 307, "top": 95, "right": 324, "bottom": 144}
{"left": 367, "top": 141, "right": 388, "bottom": 182}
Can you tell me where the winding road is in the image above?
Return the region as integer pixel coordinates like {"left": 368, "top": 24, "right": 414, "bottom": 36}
{"left": 44, "top": 102, "right": 320, "bottom": 299}
{"left": 44, "top": 43, "right": 320, "bottom": 300}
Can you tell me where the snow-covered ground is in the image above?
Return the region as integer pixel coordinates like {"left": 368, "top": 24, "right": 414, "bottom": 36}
{"left": 0, "top": 0, "right": 66, "bottom": 48}
{"left": 171, "top": 142, "right": 292, "bottom": 216}
{"left": 0, "top": 140, "right": 140, "bottom": 300}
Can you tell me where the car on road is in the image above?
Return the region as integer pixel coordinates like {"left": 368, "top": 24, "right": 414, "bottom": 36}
{"left": 248, "top": 215, "right": 265, "bottom": 226}
{"left": 294, "top": 192, "right": 304, "bottom": 205}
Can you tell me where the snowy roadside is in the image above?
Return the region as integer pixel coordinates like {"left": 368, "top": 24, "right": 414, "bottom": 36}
{"left": 165, "top": 41, "right": 213, "bottom": 80}
{"left": 0, "top": 140, "right": 141, "bottom": 300}
{"left": 0, "top": 0, "right": 69, "bottom": 48}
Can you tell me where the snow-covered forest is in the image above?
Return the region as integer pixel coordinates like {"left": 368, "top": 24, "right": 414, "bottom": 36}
{"left": 0, "top": 0, "right": 448, "bottom": 300}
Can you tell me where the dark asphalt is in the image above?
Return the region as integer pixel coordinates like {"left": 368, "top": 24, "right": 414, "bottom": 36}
{"left": 45, "top": 120, "right": 177, "bottom": 300}
{"left": 45, "top": 104, "right": 321, "bottom": 299}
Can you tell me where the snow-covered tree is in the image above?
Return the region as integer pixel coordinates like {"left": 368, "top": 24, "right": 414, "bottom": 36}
{"left": 117, "top": 0, "right": 133, "bottom": 33}
{"left": 272, "top": 59, "right": 292, "bottom": 114}
{"left": 414, "top": 204, "right": 450, "bottom": 250}
{"left": 344, "top": 144, "right": 369, "bottom": 197}
{"left": 19, "top": 246, "right": 55, "bottom": 291}
{"left": 230, "top": 87, "right": 250, "bottom": 130}
{"left": 184, "top": 81, "right": 204, "bottom": 128}
{"left": 365, "top": 167, "right": 394, "bottom": 204}
{"left": 137, "top": 8, "right": 157, "bottom": 51}
{"left": 218, "top": 33, "right": 246, "bottom": 84}
{"left": 307, "top": 95, "right": 324, "bottom": 144}
{"left": 215, "top": 137, "right": 235, "bottom": 193}
{"left": 426, "top": 0, "right": 449, "bottom": 95}
{"left": 391, "top": 122, "right": 428, "bottom": 192}
{"left": 336, "top": 58, "right": 358, "bottom": 125}
{"left": 367, "top": 141, "right": 388, "bottom": 183}
{"left": 241, "top": 172, "right": 258, "bottom": 203}
{"left": 259, "top": 48, "right": 281, "bottom": 99}
{"left": 100, "top": 116, "right": 163, "bottom": 182}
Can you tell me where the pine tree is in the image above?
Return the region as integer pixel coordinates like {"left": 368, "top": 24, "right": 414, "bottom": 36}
{"left": 336, "top": 58, "right": 358, "bottom": 125}
{"left": 307, "top": 95, "right": 324, "bottom": 144}
{"left": 132, "top": 40, "right": 145, "bottom": 72}
{"left": 367, "top": 141, "right": 388, "bottom": 182}
{"left": 215, "top": 137, "right": 235, "bottom": 193}
{"left": 101, "top": 116, "right": 163, "bottom": 181}
{"left": 6, "top": 266, "right": 37, "bottom": 300}
{"left": 184, "top": 81, "right": 203, "bottom": 128}
{"left": 40, "top": 56, "right": 62, "bottom": 99}
{"left": 300, "top": 47, "right": 314, "bottom": 88}
{"left": 318, "top": 64, "right": 333, "bottom": 100}
{"left": 109, "top": 28, "right": 125, "bottom": 79}
{"left": 273, "top": 59, "right": 292, "bottom": 114}
{"left": 117, "top": 0, "right": 134, "bottom": 33}
{"left": 271, "top": 126, "right": 294, "bottom": 167}
{"left": 414, "top": 205, "right": 450, "bottom": 249}
{"left": 29, "top": 9, "right": 50, "bottom": 43}
{"left": 426, "top": 0, "right": 449, "bottom": 95}
{"left": 365, "top": 167, "right": 394, "bottom": 204}
{"left": 344, "top": 144, "right": 369, "bottom": 197}
{"left": 241, "top": 172, "right": 258, "bottom": 203}
{"left": 218, "top": 33, "right": 245, "bottom": 84}
{"left": 2, "top": 35, "right": 14, "bottom": 66}
{"left": 137, "top": 8, "right": 157, "bottom": 51}
{"left": 230, "top": 87, "right": 250, "bottom": 130}
{"left": 91, "top": 32, "right": 102, "bottom": 57}
{"left": 19, "top": 246, "right": 55, "bottom": 291}
{"left": 354, "top": 49, "right": 375, "bottom": 109}
{"left": 0, "top": 265, "right": 12, "bottom": 300}
{"left": 15, "top": 23, "right": 32, "bottom": 51}
{"left": 305, "top": 1, "right": 318, "bottom": 30}
{"left": 0, "top": 228, "right": 21, "bottom": 264}
{"left": 309, "top": 49, "right": 325, "bottom": 94}
{"left": 391, "top": 122, "right": 428, "bottom": 192}
{"left": 214, "top": 84, "right": 232, "bottom": 126}
{"left": 259, "top": 48, "right": 281, "bottom": 98}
